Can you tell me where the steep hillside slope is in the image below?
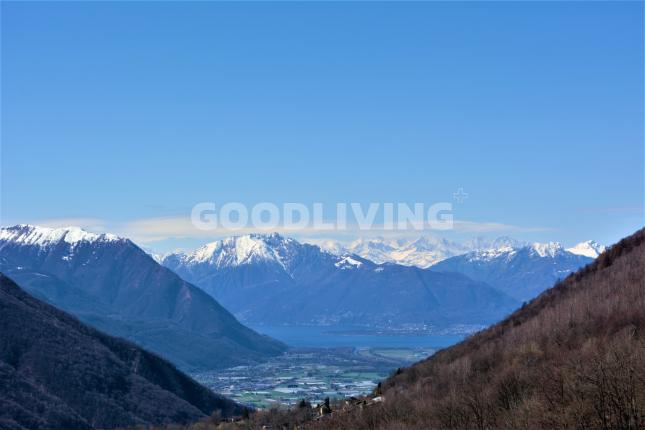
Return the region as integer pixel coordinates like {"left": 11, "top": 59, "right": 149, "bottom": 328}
{"left": 0, "top": 273, "right": 242, "bottom": 430}
{"left": 305, "top": 228, "right": 645, "bottom": 429}
{"left": 0, "top": 225, "right": 285, "bottom": 372}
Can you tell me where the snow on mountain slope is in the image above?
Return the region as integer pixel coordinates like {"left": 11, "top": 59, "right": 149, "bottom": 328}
{"left": 463, "top": 236, "right": 526, "bottom": 251}
{"left": 312, "top": 236, "right": 468, "bottom": 268}
{"left": 310, "top": 235, "right": 600, "bottom": 269}
{"left": 161, "top": 233, "right": 518, "bottom": 328}
{"left": 343, "top": 238, "right": 401, "bottom": 265}
{"left": 432, "top": 242, "right": 594, "bottom": 301}
{"left": 334, "top": 255, "right": 364, "bottom": 269}
{"left": 0, "top": 225, "right": 286, "bottom": 371}
{"left": 566, "top": 240, "right": 606, "bottom": 258}
{"left": 529, "top": 242, "right": 566, "bottom": 258}
{"left": 166, "top": 233, "right": 344, "bottom": 274}
{"left": 390, "top": 237, "right": 471, "bottom": 267}
{"left": 311, "top": 235, "right": 523, "bottom": 268}
{"left": 461, "top": 242, "right": 572, "bottom": 262}
{"left": 0, "top": 224, "right": 120, "bottom": 249}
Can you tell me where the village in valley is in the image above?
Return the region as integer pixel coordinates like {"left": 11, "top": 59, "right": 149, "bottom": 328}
{"left": 192, "top": 347, "right": 434, "bottom": 408}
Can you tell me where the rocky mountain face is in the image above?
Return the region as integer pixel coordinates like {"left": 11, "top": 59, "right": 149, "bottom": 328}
{"left": 0, "top": 225, "right": 285, "bottom": 372}
{"left": 0, "top": 273, "right": 242, "bottom": 430}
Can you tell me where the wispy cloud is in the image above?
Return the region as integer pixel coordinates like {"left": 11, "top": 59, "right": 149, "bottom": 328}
{"left": 14, "top": 215, "right": 552, "bottom": 247}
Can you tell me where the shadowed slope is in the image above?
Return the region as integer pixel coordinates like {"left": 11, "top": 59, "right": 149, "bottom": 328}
{"left": 0, "top": 273, "right": 242, "bottom": 430}
{"left": 0, "top": 225, "right": 285, "bottom": 372}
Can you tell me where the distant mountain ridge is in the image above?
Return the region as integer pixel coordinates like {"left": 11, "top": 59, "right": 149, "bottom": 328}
{"left": 161, "top": 233, "right": 518, "bottom": 328}
{"left": 309, "top": 235, "right": 599, "bottom": 268}
{"left": 0, "top": 273, "right": 241, "bottom": 430}
{"left": 566, "top": 239, "right": 606, "bottom": 258}
{"left": 311, "top": 236, "right": 471, "bottom": 268}
{"left": 161, "top": 233, "right": 597, "bottom": 323}
{"left": 0, "top": 225, "right": 285, "bottom": 372}
{"left": 431, "top": 241, "right": 594, "bottom": 301}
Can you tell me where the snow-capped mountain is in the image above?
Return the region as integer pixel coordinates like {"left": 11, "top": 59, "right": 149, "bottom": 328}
{"left": 312, "top": 236, "right": 470, "bottom": 268}
{"left": 566, "top": 240, "right": 607, "bottom": 258}
{"left": 311, "top": 235, "right": 601, "bottom": 271}
{"left": 391, "top": 236, "right": 472, "bottom": 267}
{"left": 431, "top": 242, "right": 595, "bottom": 302}
{"left": 0, "top": 225, "right": 285, "bottom": 371}
{"left": 312, "top": 235, "right": 527, "bottom": 268}
{"left": 463, "top": 236, "right": 526, "bottom": 252}
{"left": 161, "top": 233, "right": 518, "bottom": 328}
{"left": 0, "top": 224, "right": 121, "bottom": 247}
{"left": 169, "top": 233, "right": 305, "bottom": 271}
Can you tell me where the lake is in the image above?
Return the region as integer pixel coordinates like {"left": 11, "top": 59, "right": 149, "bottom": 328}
{"left": 247, "top": 324, "right": 466, "bottom": 349}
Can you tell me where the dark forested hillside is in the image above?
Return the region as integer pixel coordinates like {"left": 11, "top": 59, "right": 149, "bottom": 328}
{"left": 0, "top": 273, "right": 242, "bottom": 430}
{"left": 305, "top": 228, "right": 645, "bottom": 430}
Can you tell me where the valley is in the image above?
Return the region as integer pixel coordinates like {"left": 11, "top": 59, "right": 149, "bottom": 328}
{"left": 194, "top": 325, "right": 464, "bottom": 408}
{"left": 193, "top": 346, "right": 436, "bottom": 408}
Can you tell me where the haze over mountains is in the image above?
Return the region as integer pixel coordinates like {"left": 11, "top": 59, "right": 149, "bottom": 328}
{"left": 0, "top": 273, "right": 241, "bottom": 430}
{"left": 160, "top": 233, "right": 516, "bottom": 327}
{"left": 159, "top": 233, "right": 598, "bottom": 328}
{"left": 0, "top": 225, "right": 285, "bottom": 372}
{"left": 311, "top": 235, "right": 602, "bottom": 268}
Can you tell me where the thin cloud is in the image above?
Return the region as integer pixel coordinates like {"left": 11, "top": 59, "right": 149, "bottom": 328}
{"left": 16, "top": 216, "right": 553, "bottom": 246}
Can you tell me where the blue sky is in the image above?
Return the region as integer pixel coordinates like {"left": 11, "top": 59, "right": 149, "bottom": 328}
{"left": 1, "top": 1, "right": 643, "bottom": 252}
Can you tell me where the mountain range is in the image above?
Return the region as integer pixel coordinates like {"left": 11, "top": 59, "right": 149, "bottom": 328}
{"left": 0, "top": 273, "right": 241, "bottom": 430}
{"left": 0, "top": 225, "right": 285, "bottom": 372}
{"left": 161, "top": 233, "right": 518, "bottom": 328}
{"left": 0, "top": 224, "right": 602, "bottom": 340}
{"left": 432, "top": 242, "right": 595, "bottom": 301}
{"left": 311, "top": 235, "right": 603, "bottom": 268}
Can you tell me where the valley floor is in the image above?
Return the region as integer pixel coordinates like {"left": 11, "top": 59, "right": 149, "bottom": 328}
{"left": 191, "top": 347, "right": 434, "bottom": 408}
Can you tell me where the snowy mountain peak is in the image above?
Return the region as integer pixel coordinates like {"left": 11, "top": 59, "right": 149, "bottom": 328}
{"left": 334, "top": 255, "right": 364, "bottom": 270}
{"left": 173, "top": 233, "right": 300, "bottom": 269}
{"left": 464, "top": 236, "right": 525, "bottom": 251}
{"left": 311, "top": 235, "right": 489, "bottom": 268}
{"left": 0, "top": 224, "right": 120, "bottom": 249}
{"left": 566, "top": 240, "right": 606, "bottom": 258}
{"left": 529, "top": 242, "right": 565, "bottom": 258}
{"left": 467, "top": 245, "right": 518, "bottom": 261}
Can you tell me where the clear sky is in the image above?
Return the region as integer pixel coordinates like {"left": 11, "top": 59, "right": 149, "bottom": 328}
{"left": 1, "top": 1, "right": 643, "bottom": 252}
